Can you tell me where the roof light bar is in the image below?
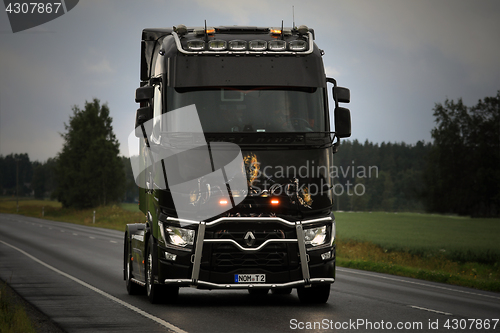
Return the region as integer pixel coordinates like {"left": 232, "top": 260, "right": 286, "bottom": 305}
{"left": 172, "top": 31, "right": 314, "bottom": 55}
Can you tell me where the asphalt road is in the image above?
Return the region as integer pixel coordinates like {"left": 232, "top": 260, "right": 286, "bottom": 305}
{"left": 1, "top": 213, "right": 499, "bottom": 333}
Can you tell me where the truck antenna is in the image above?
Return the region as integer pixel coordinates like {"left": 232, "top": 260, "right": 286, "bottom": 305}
{"left": 292, "top": 6, "right": 295, "bottom": 29}
{"left": 204, "top": 20, "right": 208, "bottom": 41}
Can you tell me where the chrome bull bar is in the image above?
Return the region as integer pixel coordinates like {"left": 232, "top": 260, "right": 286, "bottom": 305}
{"left": 165, "top": 216, "right": 333, "bottom": 288}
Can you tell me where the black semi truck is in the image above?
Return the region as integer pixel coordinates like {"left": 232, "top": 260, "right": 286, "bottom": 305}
{"left": 124, "top": 24, "right": 351, "bottom": 304}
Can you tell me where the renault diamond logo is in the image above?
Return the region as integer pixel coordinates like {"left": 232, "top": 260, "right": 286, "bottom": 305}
{"left": 244, "top": 231, "right": 256, "bottom": 247}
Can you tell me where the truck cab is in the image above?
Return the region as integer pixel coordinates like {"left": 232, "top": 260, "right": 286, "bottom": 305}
{"left": 124, "top": 24, "right": 351, "bottom": 304}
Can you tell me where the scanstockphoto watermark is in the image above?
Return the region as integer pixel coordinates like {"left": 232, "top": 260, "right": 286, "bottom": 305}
{"left": 290, "top": 318, "right": 424, "bottom": 330}
{"left": 247, "top": 160, "right": 379, "bottom": 197}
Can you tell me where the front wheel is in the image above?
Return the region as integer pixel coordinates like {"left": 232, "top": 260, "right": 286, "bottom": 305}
{"left": 297, "top": 284, "right": 331, "bottom": 304}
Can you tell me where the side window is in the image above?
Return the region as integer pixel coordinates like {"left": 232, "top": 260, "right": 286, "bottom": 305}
{"left": 152, "top": 83, "right": 162, "bottom": 139}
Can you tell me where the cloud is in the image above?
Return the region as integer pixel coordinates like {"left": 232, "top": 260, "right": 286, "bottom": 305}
{"left": 83, "top": 48, "right": 114, "bottom": 74}
{"left": 325, "top": 66, "right": 341, "bottom": 78}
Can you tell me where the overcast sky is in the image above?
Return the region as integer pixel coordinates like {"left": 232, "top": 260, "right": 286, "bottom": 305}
{"left": 1, "top": 0, "right": 499, "bottom": 162}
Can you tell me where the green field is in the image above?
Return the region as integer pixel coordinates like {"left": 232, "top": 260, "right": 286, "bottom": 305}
{"left": 335, "top": 212, "right": 500, "bottom": 263}
{"left": 335, "top": 212, "right": 500, "bottom": 291}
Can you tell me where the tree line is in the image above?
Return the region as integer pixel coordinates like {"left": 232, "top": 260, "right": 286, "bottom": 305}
{"left": 333, "top": 139, "right": 432, "bottom": 213}
{"left": 1, "top": 92, "right": 498, "bottom": 216}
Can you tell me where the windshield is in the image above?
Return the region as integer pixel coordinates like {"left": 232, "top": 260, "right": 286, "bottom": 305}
{"left": 166, "top": 87, "right": 327, "bottom": 133}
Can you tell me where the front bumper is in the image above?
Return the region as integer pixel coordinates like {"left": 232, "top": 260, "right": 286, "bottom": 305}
{"left": 157, "top": 216, "right": 336, "bottom": 289}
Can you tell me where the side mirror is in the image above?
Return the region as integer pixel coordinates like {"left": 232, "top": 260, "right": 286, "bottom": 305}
{"left": 135, "top": 86, "right": 154, "bottom": 138}
{"left": 135, "top": 106, "right": 153, "bottom": 138}
{"left": 334, "top": 107, "right": 351, "bottom": 138}
{"left": 135, "top": 86, "right": 154, "bottom": 103}
{"left": 333, "top": 87, "right": 350, "bottom": 104}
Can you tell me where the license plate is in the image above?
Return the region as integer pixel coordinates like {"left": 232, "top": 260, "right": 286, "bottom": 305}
{"left": 234, "top": 274, "right": 266, "bottom": 283}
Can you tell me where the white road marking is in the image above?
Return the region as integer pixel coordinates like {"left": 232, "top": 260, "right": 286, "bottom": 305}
{"left": 337, "top": 268, "right": 500, "bottom": 300}
{"left": 0, "top": 240, "right": 188, "bottom": 333}
{"left": 409, "top": 305, "right": 452, "bottom": 316}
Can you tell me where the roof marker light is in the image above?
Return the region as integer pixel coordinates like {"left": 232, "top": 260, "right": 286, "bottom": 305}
{"left": 270, "top": 28, "right": 281, "bottom": 35}
{"left": 219, "top": 199, "right": 228, "bottom": 205}
{"left": 194, "top": 27, "right": 215, "bottom": 35}
{"left": 268, "top": 40, "right": 286, "bottom": 51}
{"left": 249, "top": 40, "right": 267, "bottom": 51}
{"left": 271, "top": 199, "right": 280, "bottom": 205}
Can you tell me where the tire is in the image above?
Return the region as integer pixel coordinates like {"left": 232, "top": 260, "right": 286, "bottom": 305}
{"left": 272, "top": 288, "right": 292, "bottom": 295}
{"left": 297, "top": 284, "right": 331, "bottom": 304}
{"left": 248, "top": 288, "right": 269, "bottom": 296}
{"left": 125, "top": 235, "right": 143, "bottom": 295}
{"left": 145, "top": 236, "right": 179, "bottom": 303}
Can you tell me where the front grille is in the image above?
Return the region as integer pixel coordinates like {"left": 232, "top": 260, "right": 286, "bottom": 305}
{"left": 201, "top": 222, "right": 299, "bottom": 273}
{"left": 207, "top": 243, "right": 290, "bottom": 273}
{"left": 213, "top": 246, "right": 287, "bottom": 269}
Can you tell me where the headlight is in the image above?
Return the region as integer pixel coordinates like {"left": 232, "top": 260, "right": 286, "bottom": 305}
{"left": 304, "top": 226, "right": 327, "bottom": 247}
{"left": 165, "top": 226, "right": 195, "bottom": 247}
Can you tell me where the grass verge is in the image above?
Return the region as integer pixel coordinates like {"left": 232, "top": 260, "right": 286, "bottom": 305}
{"left": 0, "top": 281, "right": 36, "bottom": 333}
{"left": 337, "top": 240, "right": 500, "bottom": 292}
{"left": 0, "top": 199, "right": 143, "bottom": 231}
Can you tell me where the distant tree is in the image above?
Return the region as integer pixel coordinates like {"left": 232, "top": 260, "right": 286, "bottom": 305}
{"left": 32, "top": 161, "right": 45, "bottom": 199}
{"left": 0, "top": 153, "right": 32, "bottom": 196}
{"left": 55, "top": 99, "right": 125, "bottom": 208}
{"left": 424, "top": 91, "right": 500, "bottom": 216}
{"left": 32, "top": 157, "right": 58, "bottom": 199}
{"left": 121, "top": 156, "right": 139, "bottom": 203}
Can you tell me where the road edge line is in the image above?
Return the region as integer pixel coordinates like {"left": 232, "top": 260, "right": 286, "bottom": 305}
{"left": 0, "top": 240, "right": 188, "bottom": 333}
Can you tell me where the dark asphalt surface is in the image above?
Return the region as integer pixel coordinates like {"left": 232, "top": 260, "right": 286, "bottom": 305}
{"left": 1, "top": 213, "right": 499, "bottom": 333}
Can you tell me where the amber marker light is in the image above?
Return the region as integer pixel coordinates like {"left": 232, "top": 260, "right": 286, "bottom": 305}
{"left": 219, "top": 199, "right": 228, "bottom": 205}
{"left": 271, "top": 199, "right": 280, "bottom": 205}
{"left": 270, "top": 29, "right": 281, "bottom": 35}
